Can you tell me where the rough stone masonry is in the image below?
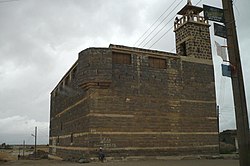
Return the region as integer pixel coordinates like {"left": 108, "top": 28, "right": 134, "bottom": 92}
{"left": 49, "top": 1, "right": 219, "bottom": 161}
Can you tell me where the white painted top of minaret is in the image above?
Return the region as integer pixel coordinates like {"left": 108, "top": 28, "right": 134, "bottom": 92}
{"left": 187, "top": 0, "right": 192, "bottom": 5}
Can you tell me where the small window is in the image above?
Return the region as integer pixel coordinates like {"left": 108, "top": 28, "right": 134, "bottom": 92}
{"left": 112, "top": 52, "right": 131, "bottom": 64}
{"left": 180, "top": 42, "right": 187, "bottom": 56}
{"left": 60, "top": 122, "right": 63, "bottom": 130}
{"left": 70, "top": 133, "right": 74, "bottom": 143}
{"left": 149, "top": 57, "right": 166, "bottom": 69}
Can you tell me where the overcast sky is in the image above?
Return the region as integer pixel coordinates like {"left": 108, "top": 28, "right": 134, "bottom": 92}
{"left": 0, "top": 0, "right": 249, "bottom": 145}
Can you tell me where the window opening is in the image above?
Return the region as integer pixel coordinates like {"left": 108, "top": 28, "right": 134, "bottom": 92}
{"left": 180, "top": 42, "right": 187, "bottom": 56}
{"left": 112, "top": 52, "right": 131, "bottom": 64}
{"left": 149, "top": 57, "right": 166, "bottom": 69}
{"left": 70, "top": 133, "right": 74, "bottom": 143}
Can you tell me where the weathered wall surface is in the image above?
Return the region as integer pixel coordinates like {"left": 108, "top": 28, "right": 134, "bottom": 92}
{"left": 49, "top": 45, "right": 218, "bottom": 160}
{"left": 49, "top": 8, "right": 219, "bottom": 159}
{"left": 49, "top": 48, "right": 113, "bottom": 159}
{"left": 77, "top": 48, "right": 112, "bottom": 90}
{"left": 175, "top": 23, "right": 212, "bottom": 60}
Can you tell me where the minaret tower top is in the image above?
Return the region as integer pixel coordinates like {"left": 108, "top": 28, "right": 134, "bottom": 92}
{"left": 174, "top": 0, "right": 208, "bottom": 31}
{"left": 174, "top": 1, "right": 212, "bottom": 59}
{"left": 177, "top": 0, "right": 203, "bottom": 16}
{"left": 187, "top": 0, "right": 192, "bottom": 5}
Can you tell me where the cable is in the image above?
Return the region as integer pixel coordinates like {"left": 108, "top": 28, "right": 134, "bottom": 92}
{"left": 168, "top": 0, "right": 203, "bottom": 52}
{"left": 145, "top": 14, "right": 177, "bottom": 48}
{"left": 143, "top": 0, "right": 184, "bottom": 47}
{"left": 149, "top": 25, "right": 174, "bottom": 48}
{"left": 195, "top": 0, "right": 202, "bottom": 6}
{"left": 138, "top": 0, "right": 185, "bottom": 47}
{"left": 140, "top": 0, "right": 203, "bottom": 49}
{"left": 134, "top": 0, "right": 179, "bottom": 46}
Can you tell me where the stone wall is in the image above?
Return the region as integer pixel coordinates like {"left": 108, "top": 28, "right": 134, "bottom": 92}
{"left": 175, "top": 23, "right": 212, "bottom": 60}
{"left": 49, "top": 45, "right": 218, "bottom": 160}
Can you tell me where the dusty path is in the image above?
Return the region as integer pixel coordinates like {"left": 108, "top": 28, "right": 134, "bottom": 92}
{"left": 1, "top": 159, "right": 239, "bottom": 166}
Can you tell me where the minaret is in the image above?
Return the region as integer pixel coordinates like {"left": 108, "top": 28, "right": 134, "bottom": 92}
{"left": 174, "top": 0, "right": 212, "bottom": 60}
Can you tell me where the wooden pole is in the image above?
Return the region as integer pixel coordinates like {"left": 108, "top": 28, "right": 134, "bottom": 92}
{"left": 222, "top": 0, "right": 250, "bottom": 165}
{"left": 22, "top": 140, "right": 25, "bottom": 157}
{"left": 35, "top": 126, "right": 37, "bottom": 159}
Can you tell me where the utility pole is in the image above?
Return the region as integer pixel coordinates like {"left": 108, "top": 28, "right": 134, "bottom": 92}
{"left": 35, "top": 126, "right": 37, "bottom": 158}
{"left": 22, "top": 140, "right": 25, "bottom": 157}
{"left": 222, "top": 0, "right": 250, "bottom": 165}
{"left": 31, "top": 126, "right": 37, "bottom": 158}
{"left": 18, "top": 146, "right": 20, "bottom": 157}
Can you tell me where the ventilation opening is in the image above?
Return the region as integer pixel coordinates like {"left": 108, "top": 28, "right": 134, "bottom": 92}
{"left": 112, "top": 52, "right": 131, "bottom": 64}
{"left": 180, "top": 42, "right": 187, "bottom": 56}
{"left": 71, "top": 133, "right": 74, "bottom": 143}
{"left": 149, "top": 57, "right": 166, "bottom": 69}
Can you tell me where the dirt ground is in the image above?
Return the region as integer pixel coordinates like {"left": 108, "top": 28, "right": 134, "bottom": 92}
{"left": 0, "top": 152, "right": 16, "bottom": 162}
{"left": 1, "top": 159, "right": 239, "bottom": 166}
{"left": 0, "top": 146, "right": 239, "bottom": 166}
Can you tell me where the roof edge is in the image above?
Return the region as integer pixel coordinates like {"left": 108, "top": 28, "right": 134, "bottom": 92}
{"left": 109, "top": 44, "right": 177, "bottom": 57}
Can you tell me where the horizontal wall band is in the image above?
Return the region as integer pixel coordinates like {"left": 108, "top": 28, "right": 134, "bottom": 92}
{"left": 181, "top": 56, "right": 213, "bottom": 65}
{"left": 49, "top": 144, "right": 219, "bottom": 151}
{"left": 54, "top": 97, "right": 215, "bottom": 118}
{"left": 55, "top": 96, "right": 89, "bottom": 118}
{"left": 206, "top": 117, "right": 217, "bottom": 120}
{"left": 58, "top": 113, "right": 217, "bottom": 127}
{"left": 50, "top": 131, "right": 218, "bottom": 140}
{"left": 180, "top": 99, "right": 216, "bottom": 104}
{"left": 87, "top": 113, "right": 135, "bottom": 118}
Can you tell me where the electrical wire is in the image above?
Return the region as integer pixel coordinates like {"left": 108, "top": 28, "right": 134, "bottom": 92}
{"left": 134, "top": 0, "right": 179, "bottom": 46}
{"left": 195, "top": 0, "right": 202, "bottom": 6}
{"left": 137, "top": 0, "right": 185, "bottom": 47}
{"left": 145, "top": 0, "right": 203, "bottom": 48}
{"left": 139, "top": 0, "right": 184, "bottom": 47}
{"left": 168, "top": 0, "right": 203, "bottom": 52}
{"left": 145, "top": 14, "right": 176, "bottom": 48}
{"left": 149, "top": 24, "right": 175, "bottom": 48}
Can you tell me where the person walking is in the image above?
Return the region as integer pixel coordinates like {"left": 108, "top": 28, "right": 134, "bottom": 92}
{"left": 98, "top": 147, "right": 105, "bottom": 162}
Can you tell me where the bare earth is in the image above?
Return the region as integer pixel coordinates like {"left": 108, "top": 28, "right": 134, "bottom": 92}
{"left": 1, "top": 159, "right": 239, "bottom": 166}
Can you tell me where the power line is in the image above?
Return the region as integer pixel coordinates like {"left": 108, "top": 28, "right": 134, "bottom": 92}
{"left": 168, "top": 0, "right": 203, "bottom": 52}
{"left": 139, "top": 0, "right": 184, "bottom": 47}
{"left": 134, "top": 0, "right": 179, "bottom": 46}
{"left": 138, "top": 0, "right": 185, "bottom": 48}
{"left": 146, "top": 11, "right": 178, "bottom": 48}
{"left": 149, "top": 24, "right": 174, "bottom": 48}
{"left": 195, "top": 0, "right": 202, "bottom": 6}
